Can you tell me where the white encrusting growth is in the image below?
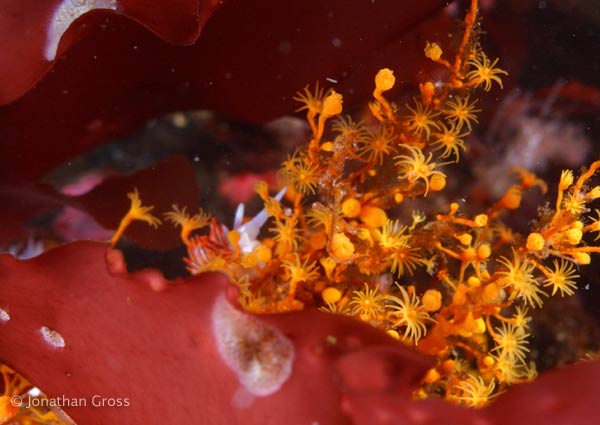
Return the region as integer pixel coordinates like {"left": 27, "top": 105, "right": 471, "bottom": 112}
{"left": 40, "top": 326, "right": 66, "bottom": 348}
{"left": 5, "top": 237, "right": 45, "bottom": 260}
{"left": 211, "top": 295, "right": 294, "bottom": 397}
{"left": 0, "top": 308, "right": 9, "bottom": 323}
{"left": 45, "top": 0, "right": 118, "bottom": 61}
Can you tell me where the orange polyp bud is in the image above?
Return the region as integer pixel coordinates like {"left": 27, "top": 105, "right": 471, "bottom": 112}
{"left": 341, "top": 198, "right": 362, "bottom": 218}
{"left": 573, "top": 220, "right": 584, "bottom": 229}
{"left": 572, "top": 252, "right": 591, "bottom": 265}
{"left": 321, "top": 141, "right": 334, "bottom": 152}
{"left": 526, "top": 232, "right": 545, "bottom": 251}
{"left": 482, "top": 355, "right": 495, "bottom": 368}
{"left": 320, "top": 256, "right": 336, "bottom": 278}
{"left": 309, "top": 232, "right": 328, "bottom": 250}
{"left": 241, "top": 252, "right": 258, "bottom": 268}
{"left": 474, "top": 317, "right": 486, "bottom": 334}
{"left": 565, "top": 228, "right": 583, "bottom": 245}
{"left": 330, "top": 233, "right": 355, "bottom": 259}
{"left": 313, "top": 281, "right": 326, "bottom": 293}
{"left": 429, "top": 174, "right": 446, "bottom": 192}
{"left": 460, "top": 247, "right": 477, "bottom": 262}
{"left": 254, "top": 245, "right": 272, "bottom": 263}
{"left": 499, "top": 185, "right": 522, "bottom": 210}
{"left": 386, "top": 329, "right": 400, "bottom": 340}
{"left": 423, "top": 368, "right": 440, "bottom": 384}
{"left": 394, "top": 193, "right": 404, "bottom": 203}
{"left": 360, "top": 206, "right": 388, "bottom": 228}
{"left": 419, "top": 81, "right": 436, "bottom": 105}
{"left": 424, "top": 41, "right": 443, "bottom": 60}
{"left": 474, "top": 214, "right": 488, "bottom": 227}
{"left": 374, "top": 68, "right": 396, "bottom": 94}
{"left": 452, "top": 284, "right": 468, "bottom": 305}
{"left": 321, "top": 90, "right": 343, "bottom": 118}
{"left": 467, "top": 276, "right": 481, "bottom": 287}
{"left": 322, "top": 287, "right": 342, "bottom": 304}
{"left": 477, "top": 244, "right": 491, "bottom": 260}
{"left": 482, "top": 282, "right": 502, "bottom": 303}
{"left": 357, "top": 228, "right": 372, "bottom": 242}
{"left": 422, "top": 289, "right": 442, "bottom": 312}
{"left": 457, "top": 311, "right": 479, "bottom": 337}
{"left": 442, "top": 360, "right": 456, "bottom": 374}
{"left": 457, "top": 233, "right": 472, "bottom": 246}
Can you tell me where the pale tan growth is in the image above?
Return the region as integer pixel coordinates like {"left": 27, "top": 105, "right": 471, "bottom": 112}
{"left": 0, "top": 308, "right": 9, "bottom": 323}
{"left": 211, "top": 295, "right": 294, "bottom": 397}
{"left": 40, "top": 326, "right": 65, "bottom": 349}
{"left": 45, "top": 0, "right": 118, "bottom": 60}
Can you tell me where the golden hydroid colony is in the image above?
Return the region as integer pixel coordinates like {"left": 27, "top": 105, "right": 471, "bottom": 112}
{"left": 111, "top": 0, "right": 600, "bottom": 409}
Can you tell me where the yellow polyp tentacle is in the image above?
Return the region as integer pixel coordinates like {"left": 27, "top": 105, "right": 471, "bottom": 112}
{"left": 111, "top": 188, "right": 161, "bottom": 246}
{"left": 165, "top": 205, "right": 211, "bottom": 246}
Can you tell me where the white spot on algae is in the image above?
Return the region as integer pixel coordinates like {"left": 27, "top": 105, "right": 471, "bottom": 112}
{"left": 0, "top": 308, "right": 9, "bottom": 323}
{"left": 40, "top": 326, "right": 66, "bottom": 348}
{"left": 45, "top": 0, "right": 118, "bottom": 61}
{"left": 211, "top": 295, "right": 294, "bottom": 397}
